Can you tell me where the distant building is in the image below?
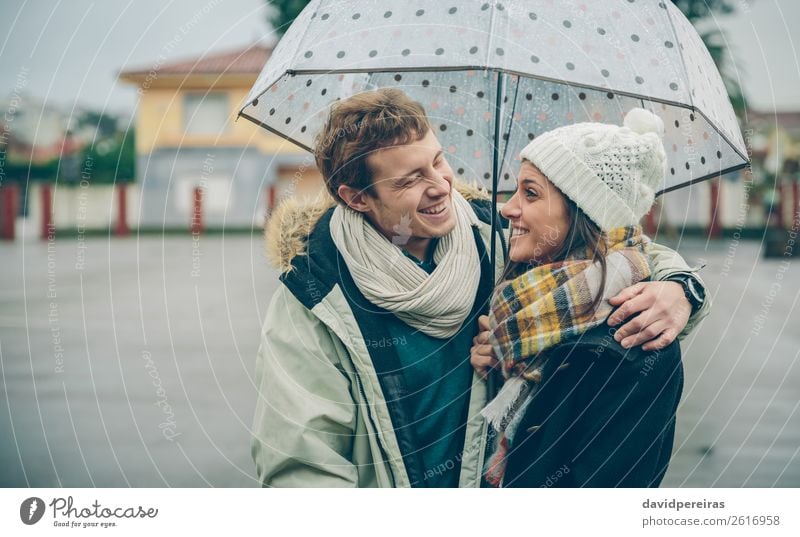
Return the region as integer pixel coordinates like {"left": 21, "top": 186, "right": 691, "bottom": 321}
{"left": 0, "top": 93, "right": 85, "bottom": 165}
{"left": 119, "top": 44, "right": 323, "bottom": 230}
{"left": 745, "top": 111, "right": 800, "bottom": 178}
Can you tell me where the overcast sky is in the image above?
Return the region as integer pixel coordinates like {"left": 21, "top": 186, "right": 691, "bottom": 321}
{"left": 1, "top": 0, "right": 799, "bottom": 118}
{"left": 0, "top": 0, "right": 270, "bottom": 117}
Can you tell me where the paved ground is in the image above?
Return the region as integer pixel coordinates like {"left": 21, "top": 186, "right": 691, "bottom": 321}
{"left": 1, "top": 225, "right": 798, "bottom": 487}
{"left": 659, "top": 234, "right": 800, "bottom": 487}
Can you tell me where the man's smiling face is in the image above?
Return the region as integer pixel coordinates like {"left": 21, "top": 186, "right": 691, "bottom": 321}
{"left": 340, "top": 129, "right": 456, "bottom": 259}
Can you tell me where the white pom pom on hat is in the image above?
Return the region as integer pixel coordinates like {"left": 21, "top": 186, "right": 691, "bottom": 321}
{"left": 518, "top": 107, "right": 668, "bottom": 232}
{"left": 623, "top": 107, "right": 665, "bottom": 138}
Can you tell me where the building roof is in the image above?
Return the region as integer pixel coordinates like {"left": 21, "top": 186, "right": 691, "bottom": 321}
{"left": 119, "top": 44, "right": 271, "bottom": 81}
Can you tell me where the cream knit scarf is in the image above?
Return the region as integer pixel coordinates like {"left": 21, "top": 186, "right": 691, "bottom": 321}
{"left": 329, "top": 189, "right": 481, "bottom": 339}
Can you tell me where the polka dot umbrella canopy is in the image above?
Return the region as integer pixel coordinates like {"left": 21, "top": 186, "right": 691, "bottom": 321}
{"left": 239, "top": 0, "right": 748, "bottom": 195}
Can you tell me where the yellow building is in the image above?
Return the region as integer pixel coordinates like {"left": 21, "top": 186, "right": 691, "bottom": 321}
{"left": 119, "top": 44, "right": 322, "bottom": 229}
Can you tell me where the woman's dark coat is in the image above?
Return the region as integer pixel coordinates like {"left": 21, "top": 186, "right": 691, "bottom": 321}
{"left": 500, "top": 325, "right": 684, "bottom": 488}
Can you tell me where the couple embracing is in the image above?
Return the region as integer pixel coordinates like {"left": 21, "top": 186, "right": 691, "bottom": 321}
{"left": 251, "top": 88, "right": 708, "bottom": 488}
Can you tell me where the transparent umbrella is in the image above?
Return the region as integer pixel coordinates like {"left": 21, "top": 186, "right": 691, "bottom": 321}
{"left": 239, "top": 0, "right": 749, "bottom": 260}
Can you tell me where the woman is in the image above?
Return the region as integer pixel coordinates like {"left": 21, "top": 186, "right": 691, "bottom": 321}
{"left": 471, "top": 108, "right": 686, "bottom": 488}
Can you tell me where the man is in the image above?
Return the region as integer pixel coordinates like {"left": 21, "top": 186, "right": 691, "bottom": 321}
{"left": 251, "top": 88, "right": 709, "bottom": 487}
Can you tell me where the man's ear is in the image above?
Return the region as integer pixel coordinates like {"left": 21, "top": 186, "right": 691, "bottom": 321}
{"left": 338, "top": 184, "right": 371, "bottom": 213}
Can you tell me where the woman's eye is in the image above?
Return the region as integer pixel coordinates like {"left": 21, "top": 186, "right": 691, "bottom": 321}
{"left": 525, "top": 188, "right": 538, "bottom": 199}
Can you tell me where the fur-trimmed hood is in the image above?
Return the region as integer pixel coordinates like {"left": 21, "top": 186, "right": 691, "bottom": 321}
{"left": 265, "top": 181, "right": 492, "bottom": 273}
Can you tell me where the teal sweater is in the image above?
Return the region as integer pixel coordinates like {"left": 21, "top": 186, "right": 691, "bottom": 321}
{"left": 386, "top": 240, "right": 476, "bottom": 487}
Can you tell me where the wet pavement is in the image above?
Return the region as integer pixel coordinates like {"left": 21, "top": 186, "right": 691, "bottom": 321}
{"left": 659, "top": 235, "right": 800, "bottom": 487}
{"left": 1, "top": 230, "right": 798, "bottom": 487}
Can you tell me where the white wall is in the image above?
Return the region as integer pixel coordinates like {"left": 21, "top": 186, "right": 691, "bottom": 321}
{"left": 21, "top": 178, "right": 784, "bottom": 233}
{"left": 27, "top": 183, "right": 141, "bottom": 231}
{"left": 659, "top": 179, "right": 767, "bottom": 229}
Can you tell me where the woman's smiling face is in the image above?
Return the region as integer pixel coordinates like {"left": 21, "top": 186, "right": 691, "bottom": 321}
{"left": 500, "top": 160, "right": 572, "bottom": 264}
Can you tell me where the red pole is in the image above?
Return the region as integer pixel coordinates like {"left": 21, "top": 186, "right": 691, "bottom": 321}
{"left": 708, "top": 179, "right": 722, "bottom": 238}
{"left": 114, "top": 183, "right": 129, "bottom": 236}
{"left": 772, "top": 180, "right": 784, "bottom": 229}
{"left": 268, "top": 185, "right": 277, "bottom": 214}
{"left": 191, "top": 186, "right": 203, "bottom": 235}
{"left": 786, "top": 181, "right": 794, "bottom": 228}
{"left": 40, "top": 183, "right": 52, "bottom": 240}
{"left": 1, "top": 184, "right": 18, "bottom": 241}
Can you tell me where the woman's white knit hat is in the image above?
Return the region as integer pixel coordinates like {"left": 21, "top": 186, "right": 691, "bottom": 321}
{"left": 519, "top": 107, "right": 667, "bottom": 231}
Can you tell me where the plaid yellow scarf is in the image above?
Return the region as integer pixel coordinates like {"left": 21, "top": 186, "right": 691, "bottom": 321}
{"left": 482, "top": 226, "right": 652, "bottom": 487}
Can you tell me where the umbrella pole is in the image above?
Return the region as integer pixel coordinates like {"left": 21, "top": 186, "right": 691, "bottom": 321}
{"left": 487, "top": 72, "right": 504, "bottom": 402}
